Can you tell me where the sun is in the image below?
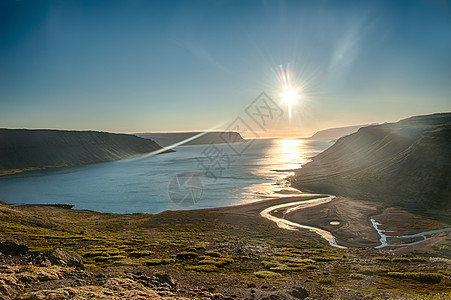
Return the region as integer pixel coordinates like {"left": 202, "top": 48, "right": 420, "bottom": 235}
{"left": 276, "top": 64, "right": 305, "bottom": 123}
{"left": 281, "top": 87, "right": 301, "bottom": 105}
{"left": 280, "top": 86, "right": 301, "bottom": 122}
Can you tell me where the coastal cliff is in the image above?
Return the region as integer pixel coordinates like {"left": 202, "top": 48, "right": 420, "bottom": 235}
{"left": 0, "top": 129, "right": 168, "bottom": 176}
{"left": 135, "top": 132, "right": 246, "bottom": 147}
{"left": 293, "top": 113, "right": 451, "bottom": 213}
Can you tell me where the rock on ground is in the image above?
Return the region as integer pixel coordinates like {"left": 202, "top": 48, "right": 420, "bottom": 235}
{"left": 43, "top": 248, "right": 84, "bottom": 269}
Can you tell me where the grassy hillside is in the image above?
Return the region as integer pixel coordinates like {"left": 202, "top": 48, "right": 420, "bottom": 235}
{"left": 293, "top": 113, "right": 451, "bottom": 216}
{"left": 0, "top": 129, "right": 169, "bottom": 176}
{"left": 135, "top": 131, "right": 246, "bottom": 147}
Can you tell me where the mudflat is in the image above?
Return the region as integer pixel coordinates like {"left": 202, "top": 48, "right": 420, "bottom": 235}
{"left": 281, "top": 196, "right": 450, "bottom": 250}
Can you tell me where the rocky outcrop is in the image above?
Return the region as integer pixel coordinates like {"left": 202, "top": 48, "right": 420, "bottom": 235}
{"left": 0, "top": 249, "right": 184, "bottom": 300}
{"left": 153, "top": 273, "right": 176, "bottom": 288}
{"left": 0, "top": 129, "right": 170, "bottom": 176}
{"left": 0, "top": 264, "right": 184, "bottom": 300}
{"left": 44, "top": 248, "right": 84, "bottom": 270}
{"left": 0, "top": 242, "right": 28, "bottom": 256}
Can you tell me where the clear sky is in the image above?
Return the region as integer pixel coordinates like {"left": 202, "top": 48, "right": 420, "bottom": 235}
{"left": 1, "top": 0, "right": 450, "bottom": 136}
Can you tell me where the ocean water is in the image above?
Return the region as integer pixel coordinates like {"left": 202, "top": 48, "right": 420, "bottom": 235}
{"left": 0, "top": 138, "right": 332, "bottom": 213}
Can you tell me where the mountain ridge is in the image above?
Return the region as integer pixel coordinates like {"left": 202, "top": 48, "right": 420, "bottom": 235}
{"left": 0, "top": 128, "right": 169, "bottom": 176}
{"left": 135, "top": 131, "right": 246, "bottom": 147}
{"left": 308, "top": 124, "right": 372, "bottom": 140}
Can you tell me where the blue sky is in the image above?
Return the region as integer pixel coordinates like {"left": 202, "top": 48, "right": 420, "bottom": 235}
{"left": 1, "top": 0, "right": 450, "bottom": 136}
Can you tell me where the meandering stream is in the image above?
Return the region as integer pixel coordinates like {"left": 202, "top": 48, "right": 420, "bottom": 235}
{"left": 261, "top": 195, "right": 451, "bottom": 249}
{"left": 260, "top": 195, "right": 347, "bottom": 249}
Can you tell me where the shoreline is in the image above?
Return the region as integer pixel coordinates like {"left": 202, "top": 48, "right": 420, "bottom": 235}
{"left": 8, "top": 190, "right": 451, "bottom": 252}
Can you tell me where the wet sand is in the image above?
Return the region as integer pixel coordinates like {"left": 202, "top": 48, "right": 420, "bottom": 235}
{"left": 281, "top": 196, "right": 383, "bottom": 248}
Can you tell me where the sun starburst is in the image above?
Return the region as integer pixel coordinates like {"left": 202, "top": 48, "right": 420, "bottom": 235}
{"left": 278, "top": 65, "right": 302, "bottom": 122}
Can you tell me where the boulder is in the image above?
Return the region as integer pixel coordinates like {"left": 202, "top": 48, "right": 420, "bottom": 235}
{"left": 153, "top": 273, "right": 176, "bottom": 288}
{"left": 44, "top": 248, "right": 84, "bottom": 269}
{"left": 0, "top": 241, "right": 28, "bottom": 255}
{"left": 288, "top": 287, "right": 309, "bottom": 299}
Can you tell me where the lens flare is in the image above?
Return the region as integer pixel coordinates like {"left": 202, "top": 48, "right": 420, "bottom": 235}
{"left": 278, "top": 65, "right": 302, "bottom": 122}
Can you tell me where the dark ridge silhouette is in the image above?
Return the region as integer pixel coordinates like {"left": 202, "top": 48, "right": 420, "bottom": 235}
{"left": 0, "top": 129, "right": 170, "bottom": 176}
{"left": 292, "top": 112, "right": 451, "bottom": 217}
{"left": 308, "top": 124, "right": 372, "bottom": 140}
{"left": 135, "top": 131, "right": 246, "bottom": 147}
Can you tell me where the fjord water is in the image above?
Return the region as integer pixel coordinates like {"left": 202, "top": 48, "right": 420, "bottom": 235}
{"left": 0, "top": 139, "right": 332, "bottom": 213}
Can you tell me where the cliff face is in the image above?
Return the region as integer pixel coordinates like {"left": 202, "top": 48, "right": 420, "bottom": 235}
{"left": 293, "top": 113, "right": 451, "bottom": 212}
{"left": 135, "top": 132, "right": 246, "bottom": 147}
{"left": 0, "top": 129, "right": 167, "bottom": 176}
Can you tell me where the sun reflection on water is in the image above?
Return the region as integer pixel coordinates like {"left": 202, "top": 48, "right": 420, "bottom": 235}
{"left": 237, "top": 138, "right": 328, "bottom": 203}
{"left": 267, "top": 138, "right": 312, "bottom": 172}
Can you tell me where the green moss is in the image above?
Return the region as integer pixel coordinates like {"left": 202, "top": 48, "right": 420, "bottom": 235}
{"left": 109, "top": 255, "right": 127, "bottom": 260}
{"left": 185, "top": 264, "right": 218, "bottom": 273}
{"left": 392, "top": 257, "right": 411, "bottom": 263}
{"left": 176, "top": 251, "right": 199, "bottom": 259}
{"left": 253, "top": 271, "right": 282, "bottom": 279}
{"left": 262, "top": 260, "right": 281, "bottom": 269}
{"left": 83, "top": 263, "right": 97, "bottom": 270}
{"left": 317, "top": 277, "right": 335, "bottom": 285}
{"left": 128, "top": 250, "right": 154, "bottom": 258}
{"left": 197, "top": 259, "right": 217, "bottom": 265}
{"left": 374, "top": 256, "right": 390, "bottom": 262}
{"left": 276, "top": 256, "right": 314, "bottom": 264}
{"left": 146, "top": 241, "right": 160, "bottom": 247}
{"left": 92, "top": 256, "right": 112, "bottom": 262}
{"left": 414, "top": 293, "right": 451, "bottom": 300}
{"left": 28, "top": 246, "right": 55, "bottom": 252}
{"left": 108, "top": 249, "right": 126, "bottom": 255}
{"left": 305, "top": 264, "right": 317, "bottom": 270}
{"left": 183, "top": 243, "right": 208, "bottom": 251}
{"left": 143, "top": 258, "right": 174, "bottom": 266}
{"left": 270, "top": 264, "right": 305, "bottom": 272}
{"left": 81, "top": 251, "right": 107, "bottom": 258}
{"left": 204, "top": 250, "right": 221, "bottom": 257}
{"left": 198, "top": 257, "right": 233, "bottom": 267}
{"left": 277, "top": 248, "right": 323, "bottom": 255}
{"left": 385, "top": 272, "right": 443, "bottom": 284}
{"left": 350, "top": 273, "right": 365, "bottom": 280}
{"left": 311, "top": 256, "right": 342, "bottom": 262}
{"left": 432, "top": 238, "right": 451, "bottom": 258}
{"left": 285, "top": 262, "right": 306, "bottom": 268}
{"left": 410, "top": 257, "right": 427, "bottom": 262}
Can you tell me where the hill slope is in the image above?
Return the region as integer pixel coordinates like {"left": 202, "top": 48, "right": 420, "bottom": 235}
{"left": 135, "top": 131, "right": 246, "bottom": 147}
{"left": 0, "top": 129, "right": 168, "bottom": 176}
{"left": 293, "top": 113, "right": 451, "bottom": 213}
{"left": 308, "top": 124, "right": 370, "bottom": 140}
